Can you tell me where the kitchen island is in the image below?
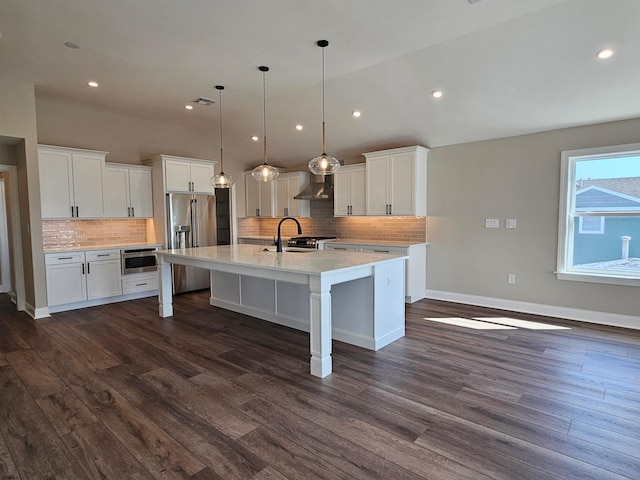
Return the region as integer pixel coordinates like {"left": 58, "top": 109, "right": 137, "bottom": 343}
{"left": 156, "top": 245, "right": 407, "bottom": 377}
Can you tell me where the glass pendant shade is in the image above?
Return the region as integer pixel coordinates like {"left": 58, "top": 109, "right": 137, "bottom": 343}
{"left": 210, "top": 85, "right": 234, "bottom": 189}
{"left": 252, "top": 163, "right": 279, "bottom": 182}
{"left": 308, "top": 153, "right": 340, "bottom": 175}
{"left": 309, "top": 40, "right": 340, "bottom": 176}
{"left": 212, "top": 171, "right": 233, "bottom": 188}
{"left": 252, "top": 66, "right": 279, "bottom": 182}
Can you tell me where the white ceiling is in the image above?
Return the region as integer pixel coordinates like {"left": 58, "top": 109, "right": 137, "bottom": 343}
{"left": 1, "top": 0, "right": 639, "bottom": 168}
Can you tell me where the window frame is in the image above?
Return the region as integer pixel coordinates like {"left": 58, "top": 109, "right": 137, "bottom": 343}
{"left": 557, "top": 143, "right": 640, "bottom": 287}
{"left": 578, "top": 216, "right": 605, "bottom": 234}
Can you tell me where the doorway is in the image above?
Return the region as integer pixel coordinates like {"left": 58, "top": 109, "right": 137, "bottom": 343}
{"left": 0, "top": 176, "right": 11, "bottom": 293}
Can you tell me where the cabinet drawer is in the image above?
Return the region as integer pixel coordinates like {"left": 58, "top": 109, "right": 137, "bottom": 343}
{"left": 358, "top": 245, "right": 407, "bottom": 255}
{"left": 45, "top": 252, "right": 85, "bottom": 265}
{"left": 86, "top": 249, "right": 121, "bottom": 261}
{"left": 323, "top": 243, "right": 359, "bottom": 252}
{"left": 122, "top": 273, "right": 158, "bottom": 294}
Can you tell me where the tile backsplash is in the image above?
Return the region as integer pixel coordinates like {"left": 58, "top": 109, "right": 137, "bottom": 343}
{"left": 42, "top": 219, "right": 148, "bottom": 251}
{"left": 237, "top": 200, "right": 427, "bottom": 242}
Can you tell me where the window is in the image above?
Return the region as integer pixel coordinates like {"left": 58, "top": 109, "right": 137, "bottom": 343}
{"left": 578, "top": 216, "right": 604, "bottom": 234}
{"left": 557, "top": 143, "right": 640, "bottom": 285}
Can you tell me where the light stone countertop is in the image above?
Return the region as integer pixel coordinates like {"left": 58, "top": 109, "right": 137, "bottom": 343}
{"left": 44, "top": 242, "right": 162, "bottom": 254}
{"left": 157, "top": 244, "right": 407, "bottom": 276}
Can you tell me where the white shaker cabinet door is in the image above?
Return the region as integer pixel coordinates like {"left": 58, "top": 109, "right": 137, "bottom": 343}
{"left": 189, "top": 162, "right": 214, "bottom": 194}
{"left": 128, "top": 168, "right": 153, "bottom": 218}
{"left": 72, "top": 153, "right": 105, "bottom": 218}
{"left": 104, "top": 165, "right": 130, "bottom": 218}
{"left": 165, "top": 160, "right": 191, "bottom": 192}
{"left": 86, "top": 259, "right": 122, "bottom": 300}
{"left": 39, "top": 149, "right": 74, "bottom": 218}
{"left": 365, "top": 155, "right": 389, "bottom": 215}
{"left": 46, "top": 263, "right": 87, "bottom": 306}
{"left": 388, "top": 152, "right": 415, "bottom": 215}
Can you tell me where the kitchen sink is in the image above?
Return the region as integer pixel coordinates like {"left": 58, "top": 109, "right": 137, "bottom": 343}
{"left": 261, "top": 247, "right": 312, "bottom": 253}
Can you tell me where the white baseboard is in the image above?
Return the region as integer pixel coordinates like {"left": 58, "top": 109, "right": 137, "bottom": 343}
{"left": 425, "top": 289, "right": 640, "bottom": 331}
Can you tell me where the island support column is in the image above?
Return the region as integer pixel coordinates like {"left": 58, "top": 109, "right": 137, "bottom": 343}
{"left": 309, "top": 275, "right": 332, "bottom": 377}
{"left": 158, "top": 254, "right": 174, "bottom": 318}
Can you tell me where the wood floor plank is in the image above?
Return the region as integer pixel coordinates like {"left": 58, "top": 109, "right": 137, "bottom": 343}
{"left": 240, "top": 396, "right": 426, "bottom": 480}
{"left": 39, "top": 346, "right": 207, "bottom": 479}
{"left": 0, "top": 430, "right": 20, "bottom": 480}
{"left": 62, "top": 422, "right": 156, "bottom": 480}
{"left": 233, "top": 373, "right": 487, "bottom": 480}
{"left": 0, "top": 365, "right": 81, "bottom": 479}
{"left": 6, "top": 349, "right": 66, "bottom": 398}
{"left": 35, "top": 387, "right": 99, "bottom": 436}
{"left": 238, "top": 426, "right": 358, "bottom": 480}
{"left": 569, "top": 420, "right": 640, "bottom": 459}
{"left": 99, "top": 364, "right": 267, "bottom": 480}
{"left": 139, "top": 367, "right": 261, "bottom": 439}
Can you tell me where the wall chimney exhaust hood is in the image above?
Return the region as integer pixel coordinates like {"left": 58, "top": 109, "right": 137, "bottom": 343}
{"left": 294, "top": 174, "right": 333, "bottom": 200}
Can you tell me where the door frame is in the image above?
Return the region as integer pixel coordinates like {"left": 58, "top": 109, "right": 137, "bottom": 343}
{"left": 0, "top": 165, "right": 25, "bottom": 310}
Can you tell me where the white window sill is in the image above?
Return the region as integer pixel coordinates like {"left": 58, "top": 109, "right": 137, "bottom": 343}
{"left": 556, "top": 271, "right": 640, "bottom": 287}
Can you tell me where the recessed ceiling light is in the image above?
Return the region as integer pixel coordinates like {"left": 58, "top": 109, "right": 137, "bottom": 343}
{"left": 65, "top": 41, "right": 80, "bottom": 49}
{"left": 251, "top": 136, "right": 259, "bottom": 141}
{"left": 352, "top": 110, "right": 361, "bottom": 118}
{"left": 88, "top": 81, "right": 99, "bottom": 88}
{"left": 596, "top": 48, "right": 614, "bottom": 59}
{"left": 185, "top": 105, "right": 193, "bottom": 110}
{"left": 431, "top": 89, "right": 443, "bottom": 98}
{"left": 295, "top": 124, "right": 303, "bottom": 131}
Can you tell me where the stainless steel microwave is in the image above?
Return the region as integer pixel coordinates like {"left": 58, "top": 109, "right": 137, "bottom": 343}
{"left": 120, "top": 247, "right": 158, "bottom": 275}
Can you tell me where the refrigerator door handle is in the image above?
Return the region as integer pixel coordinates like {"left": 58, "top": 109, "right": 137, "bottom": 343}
{"left": 192, "top": 198, "right": 198, "bottom": 247}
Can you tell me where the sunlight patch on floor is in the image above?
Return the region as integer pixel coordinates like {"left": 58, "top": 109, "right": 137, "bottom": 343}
{"left": 423, "top": 317, "right": 517, "bottom": 330}
{"left": 473, "top": 317, "right": 571, "bottom": 330}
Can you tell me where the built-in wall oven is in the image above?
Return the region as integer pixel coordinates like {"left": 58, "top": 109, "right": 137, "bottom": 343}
{"left": 121, "top": 247, "right": 158, "bottom": 275}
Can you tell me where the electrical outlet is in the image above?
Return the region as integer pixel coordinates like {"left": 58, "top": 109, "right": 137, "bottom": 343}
{"left": 508, "top": 274, "right": 516, "bottom": 284}
{"left": 506, "top": 218, "right": 517, "bottom": 229}
{"left": 485, "top": 218, "right": 499, "bottom": 228}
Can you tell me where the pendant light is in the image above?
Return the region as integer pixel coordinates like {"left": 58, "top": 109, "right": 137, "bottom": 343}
{"left": 251, "top": 66, "right": 280, "bottom": 182}
{"left": 308, "top": 40, "right": 340, "bottom": 175}
{"left": 211, "top": 85, "right": 234, "bottom": 188}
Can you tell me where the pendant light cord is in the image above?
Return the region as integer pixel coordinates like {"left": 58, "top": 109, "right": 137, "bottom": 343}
{"left": 218, "top": 86, "right": 224, "bottom": 172}
{"left": 263, "top": 69, "right": 268, "bottom": 164}
{"left": 321, "top": 44, "right": 326, "bottom": 155}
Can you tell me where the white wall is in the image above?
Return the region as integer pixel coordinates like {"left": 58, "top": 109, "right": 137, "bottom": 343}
{"left": 427, "top": 117, "right": 640, "bottom": 321}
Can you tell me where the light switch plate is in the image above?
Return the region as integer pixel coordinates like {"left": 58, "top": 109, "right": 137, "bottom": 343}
{"left": 506, "top": 218, "right": 517, "bottom": 229}
{"left": 485, "top": 218, "right": 499, "bottom": 228}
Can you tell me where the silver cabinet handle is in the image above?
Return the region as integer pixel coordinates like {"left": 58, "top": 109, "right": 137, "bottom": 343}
{"left": 82, "top": 263, "right": 85, "bottom": 274}
{"left": 284, "top": 207, "right": 289, "bottom": 217}
{"left": 131, "top": 207, "right": 135, "bottom": 217}
{"left": 71, "top": 206, "right": 75, "bottom": 217}
{"left": 256, "top": 209, "right": 260, "bottom": 217}
{"left": 333, "top": 247, "right": 347, "bottom": 250}
{"left": 58, "top": 256, "right": 73, "bottom": 260}
{"left": 87, "top": 262, "right": 90, "bottom": 274}
{"left": 135, "top": 282, "right": 148, "bottom": 287}
{"left": 76, "top": 206, "right": 79, "bottom": 217}
{"left": 374, "top": 249, "right": 390, "bottom": 253}
{"left": 96, "top": 254, "right": 110, "bottom": 257}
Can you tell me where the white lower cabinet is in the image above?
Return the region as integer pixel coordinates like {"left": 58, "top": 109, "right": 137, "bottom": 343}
{"left": 122, "top": 272, "right": 158, "bottom": 294}
{"left": 46, "top": 249, "right": 123, "bottom": 308}
{"left": 324, "top": 242, "right": 427, "bottom": 303}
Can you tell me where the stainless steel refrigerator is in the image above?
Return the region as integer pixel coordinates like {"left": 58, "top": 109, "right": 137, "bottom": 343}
{"left": 166, "top": 191, "right": 230, "bottom": 293}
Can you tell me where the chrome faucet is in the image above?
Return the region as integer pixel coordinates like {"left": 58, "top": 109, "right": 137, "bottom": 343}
{"left": 276, "top": 217, "right": 302, "bottom": 252}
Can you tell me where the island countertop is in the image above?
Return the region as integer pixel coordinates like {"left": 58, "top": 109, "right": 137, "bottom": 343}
{"left": 157, "top": 244, "right": 407, "bottom": 276}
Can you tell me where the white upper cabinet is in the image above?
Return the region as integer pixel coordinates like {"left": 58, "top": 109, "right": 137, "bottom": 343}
{"left": 334, "top": 164, "right": 366, "bottom": 217}
{"left": 364, "top": 145, "right": 428, "bottom": 216}
{"left": 164, "top": 157, "right": 215, "bottom": 193}
{"left": 39, "top": 145, "right": 106, "bottom": 219}
{"left": 274, "top": 172, "right": 310, "bottom": 218}
{"left": 104, "top": 164, "right": 153, "bottom": 218}
{"left": 245, "top": 172, "right": 275, "bottom": 217}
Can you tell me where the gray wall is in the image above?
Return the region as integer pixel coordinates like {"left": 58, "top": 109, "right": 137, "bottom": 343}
{"left": 427, "top": 117, "right": 640, "bottom": 318}
{"left": 0, "top": 79, "right": 45, "bottom": 315}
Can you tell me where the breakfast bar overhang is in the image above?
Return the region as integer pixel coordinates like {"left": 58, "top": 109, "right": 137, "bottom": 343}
{"left": 156, "top": 245, "right": 407, "bottom": 377}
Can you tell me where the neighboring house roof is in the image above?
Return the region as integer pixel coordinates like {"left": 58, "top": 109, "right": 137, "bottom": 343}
{"left": 579, "top": 177, "right": 640, "bottom": 198}
{"left": 576, "top": 185, "right": 640, "bottom": 210}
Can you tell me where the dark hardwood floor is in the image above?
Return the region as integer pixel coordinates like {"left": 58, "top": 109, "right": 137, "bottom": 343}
{"left": 1, "top": 291, "right": 639, "bottom": 479}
